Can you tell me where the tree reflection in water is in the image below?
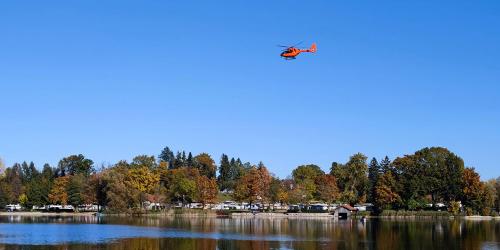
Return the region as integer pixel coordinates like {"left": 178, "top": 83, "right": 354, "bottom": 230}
{"left": 0, "top": 216, "right": 498, "bottom": 250}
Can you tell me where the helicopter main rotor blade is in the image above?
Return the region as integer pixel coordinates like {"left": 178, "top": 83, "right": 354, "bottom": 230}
{"left": 292, "top": 41, "right": 303, "bottom": 47}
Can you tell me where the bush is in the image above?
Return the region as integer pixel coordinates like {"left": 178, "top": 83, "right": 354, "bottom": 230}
{"left": 448, "top": 201, "right": 461, "bottom": 216}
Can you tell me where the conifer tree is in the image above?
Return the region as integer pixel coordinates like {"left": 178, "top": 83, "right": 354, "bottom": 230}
{"left": 368, "top": 157, "right": 380, "bottom": 203}
{"left": 380, "top": 156, "right": 391, "bottom": 174}
{"left": 187, "top": 152, "right": 194, "bottom": 167}
{"left": 159, "top": 146, "right": 175, "bottom": 168}
{"left": 218, "top": 154, "right": 231, "bottom": 191}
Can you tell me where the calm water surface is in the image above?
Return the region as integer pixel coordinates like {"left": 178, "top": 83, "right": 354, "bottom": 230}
{"left": 0, "top": 215, "right": 498, "bottom": 249}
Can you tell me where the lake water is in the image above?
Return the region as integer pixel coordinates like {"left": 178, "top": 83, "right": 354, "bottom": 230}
{"left": 0, "top": 215, "right": 499, "bottom": 249}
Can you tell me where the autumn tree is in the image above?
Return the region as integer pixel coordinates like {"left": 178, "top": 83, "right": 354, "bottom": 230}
{"left": 482, "top": 182, "right": 496, "bottom": 216}
{"left": 374, "top": 171, "right": 401, "bottom": 210}
{"left": 101, "top": 165, "right": 140, "bottom": 212}
{"left": 84, "top": 173, "right": 105, "bottom": 208}
{"left": 0, "top": 157, "right": 5, "bottom": 177}
{"left": 0, "top": 179, "right": 13, "bottom": 207}
{"left": 4, "top": 164, "right": 24, "bottom": 203}
{"left": 315, "top": 174, "right": 339, "bottom": 204}
{"left": 257, "top": 162, "right": 272, "bottom": 203}
{"left": 194, "top": 153, "right": 216, "bottom": 178}
{"left": 49, "top": 176, "right": 70, "bottom": 205}
{"left": 196, "top": 176, "right": 218, "bottom": 206}
{"left": 493, "top": 177, "right": 500, "bottom": 213}
{"left": 127, "top": 166, "right": 160, "bottom": 210}
{"left": 461, "top": 167, "right": 484, "bottom": 214}
{"left": 233, "top": 163, "right": 272, "bottom": 205}
{"left": 269, "top": 177, "right": 284, "bottom": 205}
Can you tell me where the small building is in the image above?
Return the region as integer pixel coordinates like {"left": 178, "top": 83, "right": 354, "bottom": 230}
{"left": 333, "top": 205, "right": 358, "bottom": 219}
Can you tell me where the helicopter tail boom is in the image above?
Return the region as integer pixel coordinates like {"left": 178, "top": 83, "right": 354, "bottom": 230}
{"left": 299, "top": 43, "right": 317, "bottom": 53}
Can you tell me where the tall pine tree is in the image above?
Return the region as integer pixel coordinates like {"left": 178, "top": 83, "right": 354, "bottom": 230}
{"left": 380, "top": 156, "right": 391, "bottom": 174}
{"left": 159, "top": 146, "right": 175, "bottom": 169}
{"left": 368, "top": 157, "right": 380, "bottom": 203}
{"left": 218, "top": 154, "right": 231, "bottom": 191}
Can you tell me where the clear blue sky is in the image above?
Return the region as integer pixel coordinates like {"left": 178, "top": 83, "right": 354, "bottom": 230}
{"left": 1, "top": 1, "right": 499, "bottom": 179}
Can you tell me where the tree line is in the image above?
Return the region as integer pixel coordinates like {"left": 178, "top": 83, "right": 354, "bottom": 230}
{"left": 0, "top": 146, "right": 498, "bottom": 215}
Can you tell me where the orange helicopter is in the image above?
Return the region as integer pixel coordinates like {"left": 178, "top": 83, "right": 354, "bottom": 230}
{"left": 279, "top": 42, "right": 317, "bottom": 60}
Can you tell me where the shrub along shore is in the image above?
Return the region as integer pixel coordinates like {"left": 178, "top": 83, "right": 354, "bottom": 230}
{"left": 0, "top": 146, "right": 499, "bottom": 216}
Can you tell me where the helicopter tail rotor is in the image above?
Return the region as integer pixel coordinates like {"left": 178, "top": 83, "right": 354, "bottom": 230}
{"left": 309, "top": 43, "right": 317, "bottom": 53}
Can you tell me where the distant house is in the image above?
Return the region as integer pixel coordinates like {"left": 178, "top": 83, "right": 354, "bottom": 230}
{"left": 333, "top": 205, "right": 358, "bottom": 219}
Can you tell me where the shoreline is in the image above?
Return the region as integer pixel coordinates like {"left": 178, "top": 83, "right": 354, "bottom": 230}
{"left": 0, "top": 212, "right": 96, "bottom": 217}
{"left": 1, "top": 211, "right": 499, "bottom": 220}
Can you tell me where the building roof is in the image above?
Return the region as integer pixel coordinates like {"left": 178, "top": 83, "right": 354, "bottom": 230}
{"left": 335, "top": 204, "right": 358, "bottom": 211}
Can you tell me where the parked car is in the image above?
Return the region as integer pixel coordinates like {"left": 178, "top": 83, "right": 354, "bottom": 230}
{"left": 6, "top": 204, "right": 22, "bottom": 212}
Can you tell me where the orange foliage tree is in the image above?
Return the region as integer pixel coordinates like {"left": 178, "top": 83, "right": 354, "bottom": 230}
{"left": 49, "top": 176, "right": 70, "bottom": 205}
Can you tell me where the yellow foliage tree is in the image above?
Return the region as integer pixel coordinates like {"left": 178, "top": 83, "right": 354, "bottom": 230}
{"left": 49, "top": 176, "right": 70, "bottom": 205}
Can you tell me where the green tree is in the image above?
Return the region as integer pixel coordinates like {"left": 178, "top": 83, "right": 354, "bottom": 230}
{"left": 67, "top": 174, "right": 85, "bottom": 209}
{"left": 186, "top": 152, "right": 194, "bottom": 167}
{"left": 159, "top": 146, "right": 175, "bottom": 169}
{"left": 57, "top": 154, "right": 94, "bottom": 177}
{"left": 21, "top": 161, "right": 38, "bottom": 184}
{"left": 379, "top": 156, "right": 392, "bottom": 174}
{"left": 174, "top": 151, "right": 184, "bottom": 169}
{"left": 393, "top": 147, "right": 465, "bottom": 208}
{"left": 292, "top": 164, "right": 324, "bottom": 184}
{"left": 131, "top": 155, "right": 157, "bottom": 171}
{"left": 367, "top": 157, "right": 380, "bottom": 203}
{"left": 218, "top": 154, "right": 231, "bottom": 191}
{"left": 332, "top": 153, "right": 369, "bottom": 205}
{"left": 163, "top": 167, "right": 199, "bottom": 204}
